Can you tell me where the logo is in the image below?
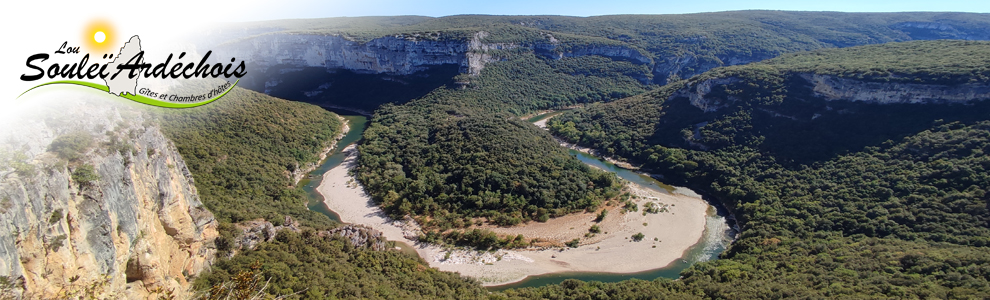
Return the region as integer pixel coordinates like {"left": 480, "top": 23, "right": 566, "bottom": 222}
{"left": 18, "top": 19, "right": 246, "bottom": 108}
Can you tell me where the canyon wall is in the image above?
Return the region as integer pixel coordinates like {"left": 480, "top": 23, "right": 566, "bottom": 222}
{"left": 0, "top": 97, "right": 217, "bottom": 299}
{"left": 675, "top": 73, "right": 990, "bottom": 113}
{"left": 212, "top": 30, "right": 654, "bottom": 92}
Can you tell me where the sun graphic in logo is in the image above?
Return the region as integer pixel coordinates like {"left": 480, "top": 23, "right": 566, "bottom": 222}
{"left": 82, "top": 19, "right": 116, "bottom": 54}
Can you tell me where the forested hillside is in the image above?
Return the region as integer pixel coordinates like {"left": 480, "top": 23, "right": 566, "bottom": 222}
{"left": 216, "top": 13, "right": 990, "bottom": 234}
{"left": 345, "top": 13, "right": 990, "bottom": 231}
{"left": 355, "top": 56, "right": 629, "bottom": 227}
{"left": 156, "top": 87, "right": 343, "bottom": 228}
{"left": 540, "top": 40, "right": 990, "bottom": 298}
{"left": 227, "top": 11, "right": 990, "bottom": 84}
{"left": 551, "top": 40, "right": 990, "bottom": 165}
{"left": 148, "top": 88, "right": 491, "bottom": 298}
{"left": 173, "top": 12, "right": 990, "bottom": 299}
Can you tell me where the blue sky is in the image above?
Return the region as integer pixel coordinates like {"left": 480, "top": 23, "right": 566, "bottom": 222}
{"left": 242, "top": 0, "right": 990, "bottom": 20}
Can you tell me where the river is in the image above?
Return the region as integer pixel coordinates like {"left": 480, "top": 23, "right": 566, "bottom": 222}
{"left": 302, "top": 108, "right": 735, "bottom": 290}
{"left": 300, "top": 113, "right": 368, "bottom": 223}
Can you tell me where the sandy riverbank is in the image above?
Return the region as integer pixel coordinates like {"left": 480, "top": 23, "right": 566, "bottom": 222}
{"left": 317, "top": 144, "right": 710, "bottom": 286}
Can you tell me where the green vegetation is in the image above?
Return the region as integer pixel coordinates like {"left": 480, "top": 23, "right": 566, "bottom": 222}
{"left": 195, "top": 229, "right": 487, "bottom": 299}
{"left": 0, "top": 150, "right": 37, "bottom": 178}
{"left": 589, "top": 225, "right": 601, "bottom": 234}
{"left": 622, "top": 200, "right": 638, "bottom": 213}
{"left": 230, "top": 11, "right": 990, "bottom": 84}
{"left": 185, "top": 13, "right": 990, "bottom": 299}
{"left": 595, "top": 209, "right": 608, "bottom": 222}
{"left": 0, "top": 197, "right": 10, "bottom": 214}
{"left": 500, "top": 279, "right": 691, "bottom": 299}
{"left": 70, "top": 164, "right": 99, "bottom": 188}
{"left": 152, "top": 88, "right": 492, "bottom": 298}
{"left": 535, "top": 40, "right": 990, "bottom": 298}
{"left": 418, "top": 229, "right": 529, "bottom": 250}
{"left": 566, "top": 238, "right": 581, "bottom": 248}
{"left": 0, "top": 276, "right": 15, "bottom": 300}
{"left": 632, "top": 232, "right": 645, "bottom": 242}
{"left": 156, "top": 87, "right": 343, "bottom": 227}
{"left": 48, "top": 209, "right": 62, "bottom": 224}
{"left": 48, "top": 235, "right": 66, "bottom": 252}
{"left": 644, "top": 202, "right": 662, "bottom": 214}
{"left": 355, "top": 56, "right": 628, "bottom": 230}
{"left": 552, "top": 40, "right": 990, "bottom": 165}
{"left": 48, "top": 131, "right": 93, "bottom": 161}
{"left": 728, "top": 40, "right": 990, "bottom": 84}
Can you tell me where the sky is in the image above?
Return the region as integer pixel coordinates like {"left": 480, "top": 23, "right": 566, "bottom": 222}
{"left": 240, "top": 0, "right": 990, "bottom": 20}
{"left": 2, "top": 0, "right": 988, "bottom": 101}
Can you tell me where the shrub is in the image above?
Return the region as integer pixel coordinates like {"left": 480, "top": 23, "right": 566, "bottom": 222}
{"left": 71, "top": 164, "right": 100, "bottom": 188}
{"left": 48, "top": 131, "right": 93, "bottom": 161}
{"left": 595, "top": 209, "right": 608, "bottom": 222}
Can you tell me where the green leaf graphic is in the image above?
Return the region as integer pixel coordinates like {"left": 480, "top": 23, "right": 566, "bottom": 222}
{"left": 18, "top": 80, "right": 237, "bottom": 108}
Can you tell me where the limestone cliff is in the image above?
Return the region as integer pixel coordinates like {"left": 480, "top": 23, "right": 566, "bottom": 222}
{"left": 653, "top": 52, "right": 773, "bottom": 85}
{"left": 218, "top": 33, "right": 468, "bottom": 76}
{"left": 674, "top": 73, "right": 990, "bottom": 113}
{"left": 801, "top": 73, "right": 990, "bottom": 104}
{"left": 211, "top": 30, "right": 653, "bottom": 92}
{"left": 0, "top": 96, "right": 217, "bottom": 299}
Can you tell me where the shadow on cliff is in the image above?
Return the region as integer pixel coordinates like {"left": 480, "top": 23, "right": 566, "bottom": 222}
{"left": 646, "top": 76, "right": 990, "bottom": 168}
{"left": 238, "top": 64, "right": 462, "bottom": 112}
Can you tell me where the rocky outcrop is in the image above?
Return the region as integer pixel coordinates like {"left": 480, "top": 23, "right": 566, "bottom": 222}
{"left": 802, "top": 73, "right": 990, "bottom": 104}
{"left": 653, "top": 52, "right": 773, "bottom": 85}
{"left": 218, "top": 33, "right": 468, "bottom": 76}
{"left": 532, "top": 40, "right": 652, "bottom": 65}
{"left": 892, "top": 21, "right": 990, "bottom": 41}
{"left": 0, "top": 97, "right": 217, "bottom": 299}
{"left": 671, "top": 77, "right": 743, "bottom": 112}
{"left": 321, "top": 225, "right": 388, "bottom": 251}
{"left": 675, "top": 73, "right": 990, "bottom": 112}
{"left": 231, "top": 217, "right": 301, "bottom": 254}
{"left": 214, "top": 31, "right": 653, "bottom": 86}
{"left": 232, "top": 218, "right": 387, "bottom": 253}
{"left": 466, "top": 31, "right": 518, "bottom": 76}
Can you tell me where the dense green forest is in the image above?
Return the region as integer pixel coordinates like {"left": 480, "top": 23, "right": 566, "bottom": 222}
{"left": 176, "top": 13, "right": 990, "bottom": 299}
{"left": 149, "top": 88, "right": 499, "bottom": 298}
{"left": 155, "top": 87, "right": 343, "bottom": 228}
{"left": 540, "top": 41, "right": 990, "bottom": 298}
{"left": 551, "top": 40, "right": 990, "bottom": 165}
{"left": 229, "top": 11, "right": 990, "bottom": 84}
{"left": 354, "top": 56, "right": 629, "bottom": 227}
{"left": 194, "top": 229, "right": 488, "bottom": 299}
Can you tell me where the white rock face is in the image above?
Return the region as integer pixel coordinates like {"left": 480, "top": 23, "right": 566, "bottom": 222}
{"left": 802, "top": 73, "right": 990, "bottom": 104}
{"left": 217, "top": 34, "right": 470, "bottom": 75}
{"left": 675, "top": 73, "right": 990, "bottom": 112}
{"left": 671, "top": 77, "right": 743, "bottom": 112}
{"left": 214, "top": 32, "right": 652, "bottom": 80}
{"left": 0, "top": 96, "right": 217, "bottom": 299}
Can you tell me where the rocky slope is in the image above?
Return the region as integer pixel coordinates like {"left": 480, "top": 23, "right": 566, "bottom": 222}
{"left": 211, "top": 30, "right": 652, "bottom": 93}
{"left": 675, "top": 73, "right": 990, "bottom": 113}
{"left": 0, "top": 96, "right": 217, "bottom": 299}
{"left": 801, "top": 73, "right": 990, "bottom": 104}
